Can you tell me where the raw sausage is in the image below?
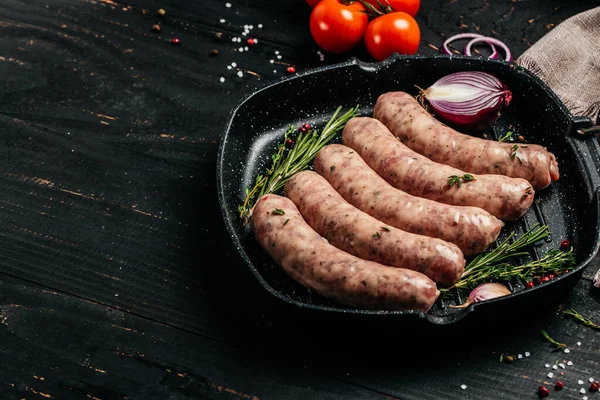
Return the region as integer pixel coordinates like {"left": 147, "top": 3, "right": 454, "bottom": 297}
{"left": 342, "top": 117, "right": 534, "bottom": 221}
{"left": 373, "top": 91, "right": 559, "bottom": 190}
{"left": 252, "top": 194, "right": 440, "bottom": 312}
{"left": 284, "top": 170, "right": 465, "bottom": 286}
{"left": 314, "top": 144, "right": 503, "bottom": 256}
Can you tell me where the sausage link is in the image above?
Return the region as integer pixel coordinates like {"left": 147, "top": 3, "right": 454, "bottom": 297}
{"left": 284, "top": 170, "right": 465, "bottom": 286}
{"left": 342, "top": 117, "right": 534, "bottom": 221}
{"left": 314, "top": 144, "right": 504, "bottom": 256}
{"left": 252, "top": 194, "right": 440, "bottom": 312}
{"left": 373, "top": 91, "right": 560, "bottom": 190}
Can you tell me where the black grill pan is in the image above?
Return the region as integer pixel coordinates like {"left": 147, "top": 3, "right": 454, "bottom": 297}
{"left": 217, "top": 54, "right": 600, "bottom": 325}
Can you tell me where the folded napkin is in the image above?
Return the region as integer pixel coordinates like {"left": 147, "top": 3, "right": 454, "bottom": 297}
{"left": 516, "top": 6, "right": 600, "bottom": 125}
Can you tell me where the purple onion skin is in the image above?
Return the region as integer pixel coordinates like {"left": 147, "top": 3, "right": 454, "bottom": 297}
{"left": 431, "top": 104, "right": 503, "bottom": 132}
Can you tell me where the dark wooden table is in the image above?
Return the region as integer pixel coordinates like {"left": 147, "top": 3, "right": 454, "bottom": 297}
{"left": 1, "top": 0, "right": 600, "bottom": 399}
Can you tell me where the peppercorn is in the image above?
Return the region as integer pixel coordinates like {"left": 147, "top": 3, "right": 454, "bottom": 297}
{"left": 157, "top": 8, "right": 166, "bottom": 16}
{"left": 504, "top": 355, "right": 514, "bottom": 363}
{"left": 526, "top": 281, "right": 535, "bottom": 288}
{"left": 560, "top": 239, "right": 570, "bottom": 249}
{"left": 286, "top": 138, "right": 294, "bottom": 146}
{"left": 555, "top": 381, "right": 564, "bottom": 390}
{"left": 538, "top": 386, "right": 550, "bottom": 397}
{"left": 303, "top": 123, "right": 311, "bottom": 130}
{"left": 247, "top": 38, "right": 256, "bottom": 46}
{"left": 590, "top": 381, "right": 599, "bottom": 392}
{"left": 547, "top": 273, "right": 556, "bottom": 280}
{"left": 541, "top": 276, "right": 550, "bottom": 283}
{"left": 210, "top": 49, "right": 219, "bottom": 56}
{"left": 287, "top": 66, "right": 296, "bottom": 73}
{"left": 517, "top": 135, "right": 525, "bottom": 142}
{"left": 171, "top": 38, "right": 180, "bottom": 45}
{"left": 152, "top": 24, "right": 161, "bottom": 32}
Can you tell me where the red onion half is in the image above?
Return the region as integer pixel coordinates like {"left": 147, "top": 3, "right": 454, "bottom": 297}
{"left": 421, "top": 71, "right": 513, "bottom": 131}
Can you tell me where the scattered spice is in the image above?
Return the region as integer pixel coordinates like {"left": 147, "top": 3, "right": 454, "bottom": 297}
{"left": 538, "top": 386, "right": 550, "bottom": 397}
{"left": 247, "top": 38, "right": 256, "bottom": 46}
{"left": 157, "top": 8, "right": 166, "bottom": 16}
{"left": 272, "top": 208, "right": 285, "bottom": 215}
{"left": 283, "top": 219, "right": 290, "bottom": 226}
{"left": 151, "top": 24, "right": 161, "bottom": 32}
{"left": 287, "top": 66, "right": 296, "bottom": 73}
{"left": 171, "top": 38, "right": 181, "bottom": 45}
{"left": 210, "top": 49, "right": 219, "bottom": 56}
{"left": 560, "top": 239, "right": 570, "bottom": 249}
{"left": 590, "top": 382, "right": 599, "bottom": 392}
{"left": 526, "top": 281, "right": 535, "bottom": 288}
{"left": 563, "top": 308, "right": 600, "bottom": 329}
{"left": 215, "top": 31, "right": 223, "bottom": 39}
{"left": 555, "top": 381, "right": 564, "bottom": 390}
{"left": 517, "top": 135, "right": 525, "bottom": 142}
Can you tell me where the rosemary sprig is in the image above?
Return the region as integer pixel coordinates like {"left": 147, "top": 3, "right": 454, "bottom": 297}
{"left": 498, "top": 131, "right": 513, "bottom": 142}
{"left": 441, "top": 225, "right": 577, "bottom": 291}
{"left": 238, "top": 105, "right": 360, "bottom": 223}
{"left": 562, "top": 308, "right": 600, "bottom": 329}
{"left": 447, "top": 174, "right": 476, "bottom": 187}
{"left": 541, "top": 330, "right": 568, "bottom": 351}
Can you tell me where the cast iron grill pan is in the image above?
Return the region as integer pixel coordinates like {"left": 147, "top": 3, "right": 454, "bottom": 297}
{"left": 217, "top": 54, "right": 600, "bottom": 324}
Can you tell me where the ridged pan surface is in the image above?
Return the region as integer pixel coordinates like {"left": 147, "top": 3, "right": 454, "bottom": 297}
{"left": 217, "top": 54, "right": 600, "bottom": 324}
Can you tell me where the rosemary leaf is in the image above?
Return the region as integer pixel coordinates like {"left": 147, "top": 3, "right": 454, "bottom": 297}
{"left": 238, "top": 105, "right": 361, "bottom": 223}
{"left": 562, "top": 308, "right": 600, "bottom": 329}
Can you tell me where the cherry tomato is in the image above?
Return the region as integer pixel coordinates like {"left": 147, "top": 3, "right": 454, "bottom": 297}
{"left": 361, "top": 0, "right": 420, "bottom": 17}
{"left": 310, "top": 0, "right": 368, "bottom": 54}
{"left": 306, "top": 0, "right": 322, "bottom": 7}
{"left": 364, "top": 12, "right": 420, "bottom": 60}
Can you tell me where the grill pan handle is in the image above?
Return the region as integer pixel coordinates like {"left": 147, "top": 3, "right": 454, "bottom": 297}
{"left": 568, "top": 116, "right": 600, "bottom": 200}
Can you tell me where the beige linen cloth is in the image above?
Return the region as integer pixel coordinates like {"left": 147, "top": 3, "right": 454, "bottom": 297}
{"left": 516, "top": 6, "right": 600, "bottom": 125}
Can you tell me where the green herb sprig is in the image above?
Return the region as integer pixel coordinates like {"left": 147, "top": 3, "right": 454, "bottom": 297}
{"left": 447, "top": 174, "right": 476, "bottom": 187}
{"left": 499, "top": 131, "right": 513, "bottom": 142}
{"left": 562, "top": 308, "right": 600, "bottom": 329}
{"left": 541, "top": 330, "right": 568, "bottom": 351}
{"left": 238, "top": 105, "right": 360, "bottom": 223}
{"left": 441, "top": 225, "right": 576, "bottom": 291}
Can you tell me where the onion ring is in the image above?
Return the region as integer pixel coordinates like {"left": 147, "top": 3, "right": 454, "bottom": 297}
{"left": 442, "top": 33, "right": 498, "bottom": 59}
{"left": 465, "top": 37, "right": 512, "bottom": 62}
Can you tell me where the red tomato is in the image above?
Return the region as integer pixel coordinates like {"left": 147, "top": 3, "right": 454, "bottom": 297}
{"left": 306, "top": 0, "right": 322, "bottom": 7}
{"left": 361, "top": 0, "right": 420, "bottom": 17}
{"left": 310, "top": 0, "right": 368, "bottom": 54}
{"left": 364, "top": 12, "right": 420, "bottom": 61}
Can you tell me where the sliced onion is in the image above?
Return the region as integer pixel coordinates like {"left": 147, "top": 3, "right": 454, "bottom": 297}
{"left": 465, "top": 37, "right": 512, "bottom": 62}
{"left": 421, "top": 71, "right": 513, "bottom": 131}
{"left": 441, "top": 33, "right": 498, "bottom": 59}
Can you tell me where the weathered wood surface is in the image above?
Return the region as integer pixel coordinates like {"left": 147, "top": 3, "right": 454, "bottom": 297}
{"left": 1, "top": 0, "right": 599, "bottom": 398}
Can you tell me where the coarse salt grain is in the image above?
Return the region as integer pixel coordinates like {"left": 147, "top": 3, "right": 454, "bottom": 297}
{"left": 559, "top": 363, "right": 566, "bottom": 369}
{"left": 578, "top": 341, "right": 582, "bottom": 346}
{"left": 583, "top": 397, "right": 588, "bottom": 400}
{"left": 460, "top": 384, "right": 467, "bottom": 390}
{"left": 277, "top": 55, "right": 282, "bottom": 59}
{"left": 254, "top": 39, "right": 258, "bottom": 44}
{"left": 242, "top": 32, "right": 247, "bottom": 36}
{"left": 219, "top": 77, "right": 225, "bottom": 83}
{"left": 548, "top": 372, "right": 554, "bottom": 379}
{"left": 545, "top": 364, "right": 551, "bottom": 368}
{"left": 589, "top": 377, "right": 595, "bottom": 383}
{"left": 564, "top": 349, "right": 571, "bottom": 353}
{"left": 237, "top": 71, "right": 243, "bottom": 77}
{"left": 258, "top": 24, "right": 263, "bottom": 28}
{"left": 238, "top": 47, "right": 244, "bottom": 52}
{"left": 552, "top": 365, "right": 558, "bottom": 370}
{"left": 579, "top": 380, "right": 585, "bottom": 385}
{"left": 273, "top": 70, "right": 277, "bottom": 73}
{"left": 525, "top": 352, "right": 530, "bottom": 357}
{"left": 580, "top": 388, "right": 586, "bottom": 394}
{"left": 568, "top": 361, "right": 574, "bottom": 366}
{"left": 225, "top": 2, "right": 231, "bottom": 7}
{"left": 249, "top": 25, "right": 254, "bottom": 29}
{"left": 244, "top": 46, "right": 248, "bottom": 51}
{"left": 231, "top": 38, "right": 236, "bottom": 42}
{"left": 220, "top": 18, "right": 226, "bottom": 23}
{"left": 231, "top": 62, "right": 237, "bottom": 67}
{"left": 270, "top": 59, "right": 274, "bottom": 64}
{"left": 227, "top": 65, "right": 232, "bottom": 70}
{"left": 275, "top": 50, "right": 280, "bottom": 54}
{"left": 518, "top": 354, "right": 523, "bottom": 359}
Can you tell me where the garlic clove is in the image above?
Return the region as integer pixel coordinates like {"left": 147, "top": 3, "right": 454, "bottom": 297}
{"left": 451, "top": 282, "right": 512, "bottom": 309}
